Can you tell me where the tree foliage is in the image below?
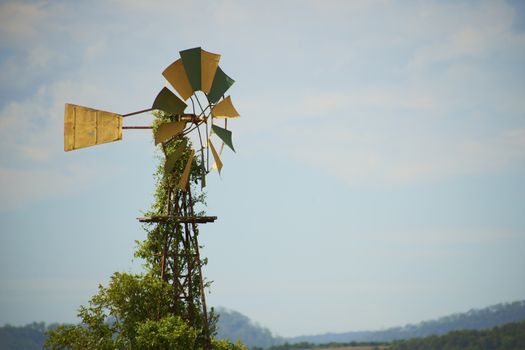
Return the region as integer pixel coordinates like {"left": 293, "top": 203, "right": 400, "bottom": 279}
{"left": 45, "top": 272, "right": 201, "bottom": 349}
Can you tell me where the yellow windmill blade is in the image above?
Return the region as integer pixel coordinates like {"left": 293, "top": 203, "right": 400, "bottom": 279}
{"left": 64, "top": 103, "right": 122, "bottom": 152}
{"left": 162, "top": 59, "right": 194, "bottom": 101}
{"left": 200, "top": 49, "right": 221, "bottom": 94}
{"left": 164, "top": 48, "right": 221, "bottom": 101}
{"left": 154, "top": 121, "right": 187, "bottom": 145}
{"left": 178, "top": 149, "right": 195, "bottom": 190}
{"left": 164, "top": 139, "right": 187, "bottom": 173}
{"left": 211, "top": 96, "right": 240, "bottom": 118}
{"left": 208, "top": 138, "right": 223, "bottom": 174}
{"left": 179, "top": 47, "right": 221, "bottom": 95}
{"left": 211, "top": 142, "right": 225, "bottom": 171}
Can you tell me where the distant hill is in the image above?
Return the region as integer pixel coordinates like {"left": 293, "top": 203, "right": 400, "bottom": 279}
{"left": 1, "top": 300, "right": 524, "bottom": 349}
{"left": 0, "top": 309, "right": 281, "bottom": 350}
{"left": 0, "top": 322, "right": 50, "bottom": 350}
{"left": 265, "top": 320, "right": 525, "bottom": 350}
{"left": 215, "top": 308, "right": 284, "bottom": 348}
{"left": 288, "top": 300, "right": 525, "bottom": 344}
{"left": 389, "top": 319, "right": 525, "bottom": 350}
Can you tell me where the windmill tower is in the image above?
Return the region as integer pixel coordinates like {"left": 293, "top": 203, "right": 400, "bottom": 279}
{"left": 64, "top": 47, "right": 240, "bottom": 349}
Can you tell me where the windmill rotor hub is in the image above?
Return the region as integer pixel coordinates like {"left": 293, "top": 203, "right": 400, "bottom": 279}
{"left": 176, "top": 113, "right": 205, "bottom": 123}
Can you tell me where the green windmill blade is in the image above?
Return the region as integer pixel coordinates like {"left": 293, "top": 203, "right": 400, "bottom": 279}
{"left": 207, "top": 67, "right": 235, "bottom": 104}
{"left": 211, "top": 124, "right": 235, "bottom": 152}
{"left": 179, "top": 47, "right": 222, "bottom": 94}
{"left": 180, "top": 47, "right": 202, "bottom": 92}
{"left": 177, "top": 47, "right": 233, "bottom": 104}
{"left": 152, "top": 87, "right": 187, "bottom": 115}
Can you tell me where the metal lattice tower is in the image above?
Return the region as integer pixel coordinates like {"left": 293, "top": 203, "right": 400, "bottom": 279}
{"left": 139, "top": 178, "right": 217, "bottom": 349}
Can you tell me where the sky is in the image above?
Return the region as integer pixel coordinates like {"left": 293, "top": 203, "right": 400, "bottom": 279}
{"left": 0, "top": 0, "right": 524, "bottom": 338}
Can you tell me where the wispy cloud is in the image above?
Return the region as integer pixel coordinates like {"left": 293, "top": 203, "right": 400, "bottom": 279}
{"left": 408, "top": 1, "right": 523, "bottom": 70}
{"left": 0, "top": 2, "right": 48, "bottom": 45}
{"left": 276, "top": 120, "right": 525, "bottom": 187}
{"left": 233, "top": 0, "right": 525, "bottom": 187}
{"left": 0, "top": 162, "right": 124, "bottom": 210}
{"left": 1, "top": 0, "right": 524, "bottom": 197}
{"left": 0, "top": 77, "right": 128, "bottom": 209}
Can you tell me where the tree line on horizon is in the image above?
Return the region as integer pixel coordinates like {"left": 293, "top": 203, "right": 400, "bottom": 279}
{"left": 1, "top": 320, "right": 524, "bottom": 350}
{"left": 388, "top": 319, "right": 525, "bottom": 350}
{"left": 1, "top": 301, "right": 525, "bottom": 350}
{"left": 288, "top": 300, "right": 525, "bottom": 344}
{"left": 254, "top": 320, "right": 525, "bottom": 350}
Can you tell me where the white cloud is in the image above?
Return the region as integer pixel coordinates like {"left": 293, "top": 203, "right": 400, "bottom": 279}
{"left": 230, "top": 0, "right": 525, "bottom": 187}
{"left": 276, "top": 120, "right": 525, "bottom": 187}
{"left": 0, "top": 77, "right": 130, "bottom": 209}
{"left": 1, "top": 0, "right": 524, "bottom": 203}
{"left": 0, "top": 2, "right": 47, "bottom": 46}
{"left": 0, "top": 277, "right": 99, "bottom": 294}
{"left": 406, "top": 1, "right": 525, "bottom": 70}
{"left": 0, "top": 164, "right": 110, "bottom": 210}
{"left": 367, "top": 227, "right": 520, "bottom": 246}
{"left": 240, "top": 78, "right": 525, "bottom": 187}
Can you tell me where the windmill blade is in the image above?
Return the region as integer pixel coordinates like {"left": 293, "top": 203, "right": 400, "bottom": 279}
{"left": 211, "top": 96, "right": 240, "bottom": 118}
{"left": 212, "top": 142, "right": 225, "bottom": 171}
{"left": 170, "top": 47, "right": 233, "bottom": 103}
{"left": 201, "top": 49, "right": 221, "bottom": 94}
{"left": 208, "top": 138, "right": 223, "bottom": 174}
{"left": 178, "top": 149, "right": 195, "bottom": 190}
{"left": 152, "top": 87, "right": 187, "bottom": 115}
{"left": 179, "top": 47, "right": 221, "bottom": 94}
{"left": 180, "top": 47, "right": 202, "bottom": 92}
{"left": 207, "top": 67, "right": 235, "bottom": 104}
{"left": 64, "top": 103, "right": 122, "bottom": 151}
{"left": 211, "top": 124, "right": 235, "bottom": 152}
{"left": 164, "top": 139, "right": 187, "bottom": 173}
{"left": 162, "top": 59, "right": 194, "bottom": 101}
{"left": 155, "top": 121, "right": 187, "bottom": 145}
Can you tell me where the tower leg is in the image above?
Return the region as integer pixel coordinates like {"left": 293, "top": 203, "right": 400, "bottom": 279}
{"left": 155, "top": 185, "right": 212, "bottom": 349}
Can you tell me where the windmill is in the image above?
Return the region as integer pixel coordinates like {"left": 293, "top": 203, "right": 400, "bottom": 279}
{"left": 64, "top": 47, "right": 240, "bottom": 349}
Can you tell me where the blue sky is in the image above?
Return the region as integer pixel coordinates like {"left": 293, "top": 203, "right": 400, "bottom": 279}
{"left": 1, "top": 0, "right": 524, "bottom": 337}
